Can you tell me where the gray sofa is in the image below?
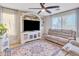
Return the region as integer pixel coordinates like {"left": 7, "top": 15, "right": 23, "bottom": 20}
{"left": 44, "top": 29, "right": 76, "bottom": 46}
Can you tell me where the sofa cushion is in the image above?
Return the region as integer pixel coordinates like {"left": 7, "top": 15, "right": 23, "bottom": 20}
{"left": 45, "top": 35, "right": 69, "bottom": 46}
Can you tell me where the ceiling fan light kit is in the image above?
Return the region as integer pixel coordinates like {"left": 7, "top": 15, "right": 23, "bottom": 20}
{"left": 41, "top": 9, "right": 45, "bottom": 12}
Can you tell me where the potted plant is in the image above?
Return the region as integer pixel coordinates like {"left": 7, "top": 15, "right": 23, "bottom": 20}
{"left": 0, "top": 24, "right": 7, "bottom": 39}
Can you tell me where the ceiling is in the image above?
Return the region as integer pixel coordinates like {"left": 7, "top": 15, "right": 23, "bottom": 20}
{"left": 0, "top": 3, "right": 79, "bottom": 16}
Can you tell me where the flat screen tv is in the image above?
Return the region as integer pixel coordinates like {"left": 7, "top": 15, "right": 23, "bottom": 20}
{"left": 23, "top": 20, "right": 40, "bottom": 31}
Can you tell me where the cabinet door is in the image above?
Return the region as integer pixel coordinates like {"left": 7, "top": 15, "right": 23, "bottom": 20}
{"left": 24, "top": 34, "right": 28, "bottom": 40}
{"left": 34, "top": 34, "right": 37, "bottom": 38}
{"left": 29, "top": 35, "right": 33, "bottom": 39}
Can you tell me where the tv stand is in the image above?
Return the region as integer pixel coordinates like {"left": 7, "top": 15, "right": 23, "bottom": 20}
{"left": 20, "top": 31, "right": 41, "bottom": 44}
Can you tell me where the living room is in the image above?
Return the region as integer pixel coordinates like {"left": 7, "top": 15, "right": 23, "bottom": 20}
{"left": 0, "top": 3, "right": 79, "bottom": 56}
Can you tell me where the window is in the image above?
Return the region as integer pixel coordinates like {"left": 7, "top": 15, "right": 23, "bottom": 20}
{"left": 52, "top": 17, "right": 61, "bottom": 29}
{"left": 51, "top": 12, "right": 76, "bottom": 31}
{"left": 62, "top": 13, "right": 76, "bottom": 31}
{"left": 2, "top": 12, "right": 16, "bottom": 35}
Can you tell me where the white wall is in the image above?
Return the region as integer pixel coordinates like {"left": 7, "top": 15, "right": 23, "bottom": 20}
{"left": 76, "top": 8, "right": 79, "bottom": 42}
{"left": 43, "top": 16, "right": 52, "bottom": 34}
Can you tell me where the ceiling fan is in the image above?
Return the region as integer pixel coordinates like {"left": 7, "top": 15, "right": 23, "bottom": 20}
{"left": 29, "top": 3, "right": 60, "bottom": 14}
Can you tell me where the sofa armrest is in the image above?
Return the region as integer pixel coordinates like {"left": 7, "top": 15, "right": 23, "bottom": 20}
{"left": 62, "top": 41, "right": 79, "bottom": 56}
{"left": 45, "top": 35, "right": 69, "bottom": 46}
{"left": 69, "top": 40, "right": 79, "bottom": 47}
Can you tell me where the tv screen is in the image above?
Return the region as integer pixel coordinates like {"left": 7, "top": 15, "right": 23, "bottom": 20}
{"left": 23, "top": 20, "right": 40, "bottom": 31}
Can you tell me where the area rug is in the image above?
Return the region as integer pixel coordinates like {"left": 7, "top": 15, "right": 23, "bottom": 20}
{"left": 9, "top": 39, "right": 62, "bottom": 56}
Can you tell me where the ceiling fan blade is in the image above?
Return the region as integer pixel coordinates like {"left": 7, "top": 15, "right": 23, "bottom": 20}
{"left": 46, "top": 6, "right": 59, "bottom": 9}
{"left": 42, "top": 3, "right": 45, "bottom": 5}
{"left": 29, "top": 8, "right": 42, "bottom": 9}
{"left": 40, "top": 3, "right": 45, "bottom": 8}
{"left": 45, "top": 9, "right": 51, "bottom": 13}
{"left": 37, "top": 10, "right": 41, "bottom": 14}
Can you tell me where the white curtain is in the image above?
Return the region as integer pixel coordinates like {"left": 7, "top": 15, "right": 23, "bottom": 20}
{"left": 0, "top": 7, "right": 22, "bottom": 44}
{"left": 0, "top": 7, "right": 3, "bottom": 23}
{"left": 52, "top": 16, "right": 61, "bottom": 29}
{"left": 2, "top": 10, "right": 16, "bottom": 35}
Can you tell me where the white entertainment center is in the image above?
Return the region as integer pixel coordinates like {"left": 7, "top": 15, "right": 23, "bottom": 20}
{"left": 20, "top": 14, "right": 41, "bottom": 44}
